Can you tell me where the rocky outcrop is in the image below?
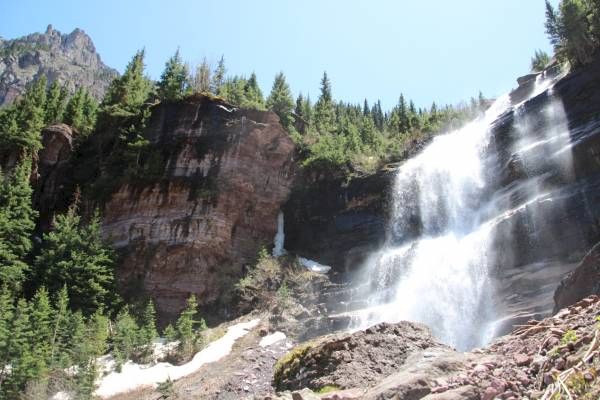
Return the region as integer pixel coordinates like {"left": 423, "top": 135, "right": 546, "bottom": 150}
{"left": 101, "top": 95, "right": 295, "bottom": 319}
{"left": 273, "top": 321, "right": 451, "bottom": 392}
{"left": 554, "top": 242, "right": 600, "bottom": 312}
{"left": 0, "top": 25, "right": 117, "bottom": 105}
{"left": 32, "top": 124, "right": 76, "bottom": 231}
{"left": 267, "top": 295, "right": 600, "bottom": 400}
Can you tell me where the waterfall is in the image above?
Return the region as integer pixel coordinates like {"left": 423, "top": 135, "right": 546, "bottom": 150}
{"left": 347, "top": 76, "right": 573, "bottom": 351}
{"left": 272, "top": 211, "right": 286, "bottom": 257}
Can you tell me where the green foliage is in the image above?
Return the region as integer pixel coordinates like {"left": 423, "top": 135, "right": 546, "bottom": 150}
{"left": 211, "top": 55, "right": 226, "bottom": 94}
{"left": 64, "top": 87, "right": 98, "bottom": 135}
{"left": 157, "top": 377, "right": 177, "bottom": 399}
{"left": 34, "top": 209, "right": 116, "bottom": 316}
{"left": 545, "top": 0, "right": 600, "bottom": 67}
{"left": 103, "top": 49, "right": 154, "bottom": 113}
{"left": 191, "top": 57, "right": 211, "bottom": 93}
{"left": 316, "top": 385, "right": 341, "bottom": 394}
{"left": 174, "top": 295, "right": 207, "bottom": 361}
{"left": 314, "top": 72, "right": 336, "bottom": 134}
{"left": 267, "top": 72, "right": 294, "bottom": 127}
{"left": 44, "top": 80, "right": 68, "bottom": 124}
{"left": 561, "top": 329, "right": 578, "bottom": 345}
{"left": 158, "top": 49, "right": 190, "bottom": 101}
{"left": 219, "top": 74, "right": 266, "bottom": 110}
{"left": 0, "top": 159, "right": 38, "bottom": 290}
{"left": 531, "top": 49, "right": 551, "bottom": 72}
{"left": 276, "top": 281, "right": 291, "bottom": 308}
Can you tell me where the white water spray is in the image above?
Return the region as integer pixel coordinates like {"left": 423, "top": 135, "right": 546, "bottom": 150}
{"left": 348, "top": 77, "right": 573, "bottom": 350}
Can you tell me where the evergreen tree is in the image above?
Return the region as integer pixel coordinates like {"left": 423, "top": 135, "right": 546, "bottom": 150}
{"left": 0, "top": 159, "right": 37, "bottom": 290}
{"left": 103, "top": 49, "right": 154, "bottom": 113}
{"left": 17, "top": 76, "right": 48, "bottom": 153}
{"left": 1, "top": 298, "right": 34, "bottom": 397}
{"left": 243, "top": 72, "right": 265, "bottom": 108}
{"left": 64, "top": 88, "right": 86, "bottom": 130}
{"left": 35, "top": 209, "right": 116, "bottom": 316}
{"left": 314, "top": 72, "right": 335, "bottom": 134}
{"left": 266, "top": 72, "right": 294, "bottom": 127}
{"left": 0, "top": 286, "right": 14, "bottom": 376}
{"left": 531, "top": 49, "right": 551, "bottom": 72}
{"left": 30, "top": 287, "right": 54, "bottom": 376}
{"left": 211, "top": 55, "right": 226, "bottom": 94}
{"left": 138, "top": 299, "right": 158, "bottom": 361}
{"left": 50, "top": 285, "right": 72, "bottom": 369}
{"left": 192, "top": 57, "right": 211, "bottom": 93}
{"left": 363, "top": 99, "right": 370, "bottom": 116}
{"left": 113, "top": 307, "right": 139, "bottom": 368}
{"left": 158, "top": 49, "right": 189, "bottom": 101}
{"left": 175, "top": 295, "right": 206, "bottom": 360}
{"left": 44, "top": 81, "right": 67, "bottom": 124}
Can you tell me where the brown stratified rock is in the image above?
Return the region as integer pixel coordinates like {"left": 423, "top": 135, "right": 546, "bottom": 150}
{"left": 554, "top": 241, "right": 600, "bottom": 312}
{"left": 101, "top": 95, "right": 295, "bottom": 319}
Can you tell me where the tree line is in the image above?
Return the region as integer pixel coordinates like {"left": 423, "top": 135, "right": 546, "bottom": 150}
{"left": 533, "top": 0, "right": 600, "bottom": 71}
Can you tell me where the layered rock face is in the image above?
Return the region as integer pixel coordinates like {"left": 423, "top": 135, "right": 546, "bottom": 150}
{"left": 101, "top": 96, "right": 295, "bottom": 319}
{"left": 554, "top": 242, "right": 600, "bottom": 312}
{"left": 0, "top": 25, "right": 117, "bottom": 105}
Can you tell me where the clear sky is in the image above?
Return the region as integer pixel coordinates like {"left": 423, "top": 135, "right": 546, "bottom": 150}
{"left": 3, "top": 0, "right": 558, "bottom": 110}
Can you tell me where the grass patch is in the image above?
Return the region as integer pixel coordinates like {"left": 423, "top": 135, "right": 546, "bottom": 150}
{"left": 273, "top": 342, "right": 314, "bottom": 390}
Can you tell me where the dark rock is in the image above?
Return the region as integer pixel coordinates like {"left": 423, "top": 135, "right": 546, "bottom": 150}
{"left": 554, "top": 241, "right": 600, "bottom": 312}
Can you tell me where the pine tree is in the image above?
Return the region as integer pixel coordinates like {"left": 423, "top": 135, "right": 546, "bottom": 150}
{"left": 64, "top": 88, "right": 86, "bottom": 130}
{"left": 44, "top": 81, "right": 67, "bottom": 124}
{"left": 113, "top": 307, "right": 140, "bottom": 368}
{"left": 138, "top": 299, "right": 158, "bottom": 361}
{"left": 17, "top": 75, "right": 48, "bottom": 153}
{"left": 0, "top": 159, "right": 37, "bottom": 290}
{"left": 363, "top": 99, "right": 370, "bottom": 117}
{"left": 103, "top": 49, "right": 154, "bottom": 113}
{"left": 158, "top": 49, "right": 189, "bottom": 101}
{"left": 192, "top": 58, "right": 211, "bottom": 93}
{"left": 35, "top": 209, "right": 116, "bottom": 315}
{"left": 1, "top": 298, "right": 35, "bottom": 397}
{"left": 50, "top": 285, "right": 72, "bottom": 369}
{"left": 211, "top": 55, "right": 226, "bottom": 94}
{"left": 266, "top": 72, "right": 294, "bottom": 127}
{"left": 175, "top": 295, "right": 206, "bottom": 360}
{"left": 243, "top": 72, "right": 265, "bottom": 109}
{"left": 30, "top": 287, "right": 54, "bottom": 377}
{"left": 314, "top": 72, "right": 336, "bottom": 134}
{"left": 0, "top": 286, "right": 14, "bottom": 376}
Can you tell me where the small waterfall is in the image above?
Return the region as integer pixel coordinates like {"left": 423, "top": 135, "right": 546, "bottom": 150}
{"left": 272, "top": 211, "right": 331, "bottom": 273}
{"left": 272, "top": 211, "right": 286, "bottom": 257}
{"left": 348, "top": 76, "right": 573, "bottom": 350}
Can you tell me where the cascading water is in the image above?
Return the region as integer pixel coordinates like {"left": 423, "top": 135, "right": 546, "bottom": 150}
{"left": 346, "top": 74, "right": 573, "bottom": 351}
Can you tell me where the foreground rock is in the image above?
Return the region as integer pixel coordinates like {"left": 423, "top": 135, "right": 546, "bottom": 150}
{"left": 0, "top": 25, "right": 117, "bottom": 105}
{"left": 273, "top": 321, "right": 452, "bottom": 392}
{"left": 267, "top": 296, "right": 600, "bottom": 400}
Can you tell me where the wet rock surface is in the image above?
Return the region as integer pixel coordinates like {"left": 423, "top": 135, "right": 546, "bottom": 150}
{"left": 555, "top": 242, "right": 600, "bottom": 312}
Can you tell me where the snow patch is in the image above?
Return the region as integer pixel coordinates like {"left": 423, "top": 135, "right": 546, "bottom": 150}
{"left": 259, "top": 331, "right": 286, "bottom": 347}
{"left": 51, "top": 392, "right": 71, "bottom": 400}
{"left": 94, "top": 319, "right": 260, "bottom": 398}
{"left": 298, "top": 257, "right": 331, "bottom": 274}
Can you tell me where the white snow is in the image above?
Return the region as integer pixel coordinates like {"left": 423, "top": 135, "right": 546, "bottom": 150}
{"left": 259, "top": 331, "right": 286, "bottom": 347}
{"left": 51, "top": 392, "right": 71, "bottom": 400}
{"left": 298, "top": 257, "right": 331, "bottom": 273}
{"left": 94, "top": 319, "right": 260, "bottom": 398}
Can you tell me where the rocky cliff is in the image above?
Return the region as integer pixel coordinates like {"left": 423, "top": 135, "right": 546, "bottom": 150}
{"left": 99, "top": 96, "right": 296, "bottom": 319}
{"left": 0, "top": 25, "right": 117, "bottom": 105}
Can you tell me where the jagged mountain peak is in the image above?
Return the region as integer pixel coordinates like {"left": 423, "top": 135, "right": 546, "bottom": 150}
{"left": 0, "top": 25, "right": 117, "bottom": 106}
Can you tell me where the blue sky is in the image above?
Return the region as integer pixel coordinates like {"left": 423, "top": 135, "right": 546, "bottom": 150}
{"left": 3, "top": 0, "right": 558, "bottom": 110}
